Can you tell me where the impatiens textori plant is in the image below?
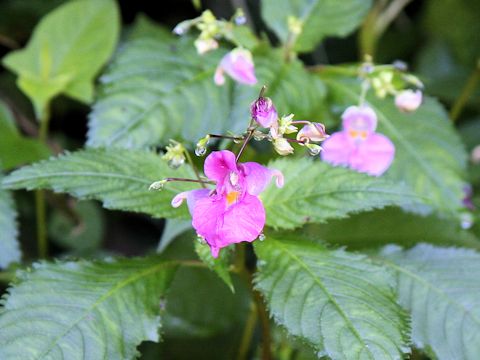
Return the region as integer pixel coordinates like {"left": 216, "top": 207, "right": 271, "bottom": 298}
{"left": 0, "top": 1, "right": 478, "bottom": 360}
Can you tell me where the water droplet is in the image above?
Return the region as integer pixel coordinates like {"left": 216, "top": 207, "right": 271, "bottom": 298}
{"left": 235, "top": 15, "right": 246, "bottom": 25}
{"left": 195, "top": 146, "right": 207, "bottom": 156}
{"left": 197, "top": 235, "right": 206, "bottom": 244}
{"left": 460, "top": 213, "right": 474, "bottom": 229}
{"left": 258, "top": 233, "right": 266, "bottom": 241}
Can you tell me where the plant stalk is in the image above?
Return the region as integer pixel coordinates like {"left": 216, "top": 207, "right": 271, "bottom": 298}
{"left": 450, "top": 60, "right": 480, "bottom": 122}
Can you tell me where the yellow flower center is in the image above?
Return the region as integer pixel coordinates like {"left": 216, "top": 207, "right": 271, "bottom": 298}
{"left": 226, "top": 191, "right": 240, "bottom": 205}
{"left": 348, "top": 129, "right": 368, "bottom": 140}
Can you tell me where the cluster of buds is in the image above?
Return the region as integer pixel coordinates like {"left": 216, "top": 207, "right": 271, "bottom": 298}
{"left": 250, "top": 94, "right": 328, "bottom": 156}
{"left": 173, "top": 10, "right": 257, "bottom": 86}
{"left": 194, "top": 87, "right": 328, "bottom": 158}
{"left": 359, "top": 56, "right": 423, "bottom": 113}
{"left": 162, "top": 140, "right": 186, "bottom": 169}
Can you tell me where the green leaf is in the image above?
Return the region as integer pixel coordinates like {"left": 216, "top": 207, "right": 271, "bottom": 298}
{"left": 195, "top": 241, "right": 234, "bottom": 292}
{"left": 0, "top": 185, "right": 21, "bottom": 268}
{"left": 157, "top": 219, "right": 193, "bottom": 253}
{"left": 323, "top": 75, "right": 468, "bottom": 215}
{"left": 261, "top": 0, "right": 372, "bottom": 52}
{"left": 88, "top": 17, "right": 326, "bottom": 149}
{"left": 380, "top": 244, "right": 480, "bottom": 360}
{"left": 0, "top": 256, "right": 177, "bottom": 359}
{"left": 2, "top": 148, "right": 197, "bottom": 219}
{"left": 2, "top": 0, "right": 120, "bottom": 117}
{"left": 303, "top": 208, "right": 480, "bottom": 251}
{"left": 0, "top": 101, "right": 50, "bottom": 170}
{"left": 261, "top": 158, "right": 431, "bottom": 229}
{"left": 254, "top": 237, "right": 410, "bottom": 359}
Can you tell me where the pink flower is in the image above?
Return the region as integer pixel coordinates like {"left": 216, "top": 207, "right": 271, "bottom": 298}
{"left": 214, "top": 48, "right": 257, "bottom": 86}
{"left": 297, "top": 122, "right": 329, "bottom": 143}
{"left": 321, "top": 105, "right": 395, "bottom": 176}
{"left": 395, "top": 90, "right": 422, "bottom": 112}
{"left": 250, "top": 97, "right": 278, "bottom": 128}
{"left": 172, "top": 150, "right": 283, "bottom": 257}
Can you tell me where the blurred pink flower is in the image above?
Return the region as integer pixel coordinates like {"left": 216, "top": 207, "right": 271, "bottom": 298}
{"left": 395, "top": 90, "right": 422, "bottom": 112}
{"left": 214, "top": 48, "right": 257, "bottom": 86}
{"left": 172, "top": 150, "right": 283, "bottom": 257}
{"left": 321, "top": 105, "right": 395, "bottom": 176}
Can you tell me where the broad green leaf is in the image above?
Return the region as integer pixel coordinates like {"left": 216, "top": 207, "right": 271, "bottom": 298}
{"left": 261, "top": 158, "right": 431, "bottom": 229}
{"left": 0, "top": 185, "right": 21, "bottom": 268}
{"left": 195, "top": 241, "right": 234, "bottom": 292}
{"left": 88, "top": 16, "right": 326, "bottom": 149}
{"left": 48, "top": 200, "right": 105, "bottom": 254}
{"left": 261, "top": 0, "right": 372, "bottom": 52}
{"left": 380, "top": 244, "right": 480, "bottom": 360}
{"left": 254, "top": 237, "right": 410, "bottom": 359}
{"left": 2, "top": 148, "right": 197, "bottom": 219}
{"left": 0, "top": 256, "right": 177, "bottom": 359}
{"left": 303, "top": 208, "right": 480, "bottom": 251}
{"left": 322, "top": 75, "right": 468, "bottom": 215}
{"left": 0, "top": 101, "right": 50, "bottom": 170}
{"left": 2, "top": 0, "right": 120, "bottom": 117}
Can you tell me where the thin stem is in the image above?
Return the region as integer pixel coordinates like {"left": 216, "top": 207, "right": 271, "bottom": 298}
{"left": 208, "top": 134, "right": 245, "bottom": 141}
{"left": 35, "top": 106, "right": 51, "bottom": 259}
{"left": 286, "top": 138, "right": 306, "bottom": 145}
{"left": 450, "top": 61, "right": 480, "bottom": 122}
{"left": 237, "top": 301, "right": 258, "bottom": 360}
{"left": 183, "top": 149, "right": 205, "bottom": 188}
{"left": 258, "top": 85, "right": 267, "bottom": 99}
{"left": 165, "top": 177, "right": 214, "bottom": 185}
{"left": 358, "top": 80, "right": 370, "bottom": 106}
{"left": 176, "top": 259, "right": 208, "bottom": 268}
{"left": 236, "top": 127, "right": 255, "bottom": 162}
{"left": 251, "top": 277, "right": 272, "bottom": 360}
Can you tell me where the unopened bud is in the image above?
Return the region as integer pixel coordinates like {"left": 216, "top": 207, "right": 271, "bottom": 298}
{"left": 278, "top": 114, "right": 297, "bottom": 135}
{"left": 471, "top": 145, "right": 480, "bottom": 164}
{"left": 173, "top": 20, "right": 192, "bottom": 35}
{"left": 287, "top": 16, "right": 303, "bottom": 35}
{"left": 371, "top": 71, "right": 394, "bottom": 98}
{"left": 273, "top": 137, "right": 294, "bottom": 156}
{"left": 305, "top": 143, "right": 323, "bottom": 156}
{"left": 403, "top": 74, "right": 424, "bottom": 89}
{"left": 149, "top": 180, "right": 167, "bottom": 191}
{"left": 162, "top": 140, "right": 186, "bottom": 168}
{"left": 251, "top": 97, "right": 278, "bottom": 128}
{"left": 297, "top": 122, "right": 328, "bottom": 143}
{"left": 392, "top": 60, "right": 408, "bottom": 72}
{"left": 233, "top": 9, "right": 247, "bottom": 25}
{"left": 195, "top": 135, "right": 210, "bottom": 157}
{"left": 194, "top": 37, "right": 219, "bottom": 54}
{"left": 395, "top": 89, "right": 422, "bottom": 113}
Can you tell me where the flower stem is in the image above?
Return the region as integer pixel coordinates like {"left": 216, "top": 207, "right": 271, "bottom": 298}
{"left": 450, "top": 60, "right": 480, "bottom": 122}
{"left": 237, "top": 300, "right": 258, "bottom": 360}
{"left": 236, "top": 128, "right": 255, "bottom": 162}
{"left": 253, "top": 287, "right": 272, "bottom": 360}
{"left": 208, "top": 134, "right": 245, "bottom": 141}
{"left": 183, "top": 149, "right": 205, "bottom": 188}
{"left": 164, "top": 177, "right": 214, "bottom": 185}
{"left": 36, "top": 105, "right": 51, "bottom": 259}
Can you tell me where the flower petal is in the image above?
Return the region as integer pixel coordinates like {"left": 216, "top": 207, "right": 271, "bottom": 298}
{"left": 321, "top": 132, "right": 354, "bottom": 166}
{"left": 240, "top": 162, "right": 283, "bottom": 195}
{"left": 204, "top": 150, "right": 238, "bottom": 183}
{"left": 220, "top": 49, "right": 257, "bottom": 85}
{"left": 171, "top": 189, "right": 211, "bottom": 214}
{"left": 342, "top": 105, "right": 377, "bottom": 133}
{"left": 191, "top": 194, "right": 265, "bottom": 257}
{"left": 349, "top": 133, "right": 395, "bottom": 176}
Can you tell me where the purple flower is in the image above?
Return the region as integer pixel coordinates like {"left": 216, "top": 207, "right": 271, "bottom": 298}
{"left": 214, "top": 48, "right": 257, "bottom": 86}
{"left": 297, "top": 122, "right": 328, "bottom": 143}
{"left": 250, "top": 97, "right": 278, "bottom": 128}
{"left": 321, "top": 105, "right": 395, "bottom": 176}
{"left": 172, "top": 150, "right": 283, "bottom": 257}
{"left": 395, "top": 90, "right": 422, "bottom": 112}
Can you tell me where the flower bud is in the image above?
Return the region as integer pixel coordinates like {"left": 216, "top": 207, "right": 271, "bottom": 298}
{"left": 194, "top": 38, "right": 219, "bottom": 54}
{"left": 371, "top": 71, "right": 394, "bottom": 98}
{"left": 471, "top": 145, "right": 480, "bottom": 164}
{"left": 149, "top": 180, "right": 167, "bottom": 191}
{"left": 273, "top": 137, "right": 294, "bottom": 156}
{"left": 305, "top": 143, "right": 323, "bottom": 156}
{"left": 162, "top": 140, "right": 186, "bottom": 169}
{"left": 297, "top": 122, "right": 328, "bottom": 143}
{"left": 195, "top": 135, "right": 210, "bottom": 156}
{"left": 278, "top": 114, "right": 297, "bottom": 135}
{"left": 172, "top": 20, "right": 192, "bottom": 35}
{"left": 214, "top": 48, "right": 257, "bottom": 86}
{"left": 395, "top": 89, "right": 422, "bottom": 112}
{"left": 250, "top": 97, "right": 278, "bottom": 128}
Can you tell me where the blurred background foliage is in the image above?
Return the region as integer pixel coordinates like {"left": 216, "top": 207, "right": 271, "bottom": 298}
{"left": 0, "top": 0, "right": 478, "bottom": 359}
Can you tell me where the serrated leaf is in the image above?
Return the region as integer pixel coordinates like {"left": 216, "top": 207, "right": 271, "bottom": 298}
{"left": 303, "top": 208, "right": 480, "bottom": 251}
{"left": 195, "top": 241, "right": 234, "bottom": 292}
{"left": 261, "top": 0, "right": 372, "bottom": 52}
{"left": 0, "top": 185, "right": 21, "bottom": 268}
{"left": 323, "top": 76, "right": 468, "bottom": 215}
{"left": 2, "top": 0, "right": 119, "bottom": 117}
{"left": 88, "top": 17, "right": 327, "bottom": 149}
{"left": 380, "top": 244, "right": 480, "bottom": 360}
{"left": 0, "top": 256, "right": 177, "bottom": 359}
{"left": 261, "top": 158, "right": 431, "bottom": 229}
{"left": 254, "top": 237, "right": 410, "bottom": 359}
{"left": 2, "top": 148, "right": 197, "bottom": 219}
